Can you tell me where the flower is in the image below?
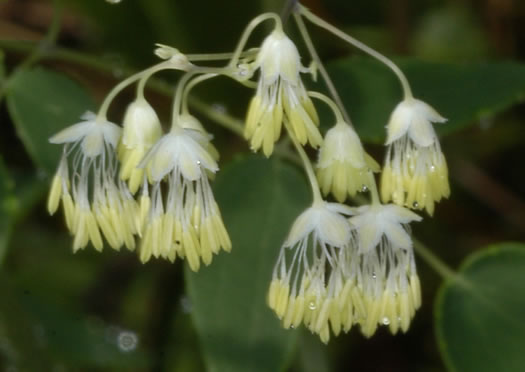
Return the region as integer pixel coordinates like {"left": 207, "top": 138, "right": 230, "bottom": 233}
{"left": 48, "top": 112, "right": 138, "bottom": 252}
{"left": 267, "top": 201, "right": 354, "bottom": 343}
{"left": 245, "top": 29, "right": 322, "bottom": 156}
{"left": 317, "top": 122, "right": 380, "bottom": 202}
{"left": 348, "top": 203, "right": 422, "bottom": 337}
{"left": 381, "top": 98, "right": 450, "bottom": 215}
{"left": 139, "top": 126, "right": 230, "bottom": 269}
{"left": 118, "top": 98, "right": 162, "bottom": 194}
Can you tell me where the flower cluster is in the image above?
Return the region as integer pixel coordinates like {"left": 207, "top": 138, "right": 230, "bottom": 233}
{"left": 47, "top": 6, "right": 450, "bottom": 344}
{"left": 268, "top": 202, "right": 422, "bottom": 343}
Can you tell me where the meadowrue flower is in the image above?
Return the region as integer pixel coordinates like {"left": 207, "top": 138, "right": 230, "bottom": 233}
{"left": 48, "top": 112, "right": 139, "bottom": 252}
{"left": 267, "top": 201, "right": 354, "bottom": 344}
{"left": 138, "top": 126, "right": 230, "bottom": 269}
{"left": 245, "top": 29, "right": 322, "bottom": 157}
{"left": 118, "top": 98, "right": 162, "bottom": 194}
{"left": 317, "top": 122, "right": 380, "bottom": 202}
{"left": 381, "top": 98, "right": 450, "bottom": 215}
{"left": 349, "top": 203, "right": 422, "bottom": 338}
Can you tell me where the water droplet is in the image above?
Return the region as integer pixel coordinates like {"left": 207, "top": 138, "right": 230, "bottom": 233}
{"left": 290, "top": 325, "right": 295, "bottom": 329}
{"left": 361, "top": 185, "right": 368, "bottom": 192}
{"left": 429, "top": 165, "right": 436, "bottom": 172}
{"left": 308, "top": 302, "right": 316, "bottom": 310}
{"left": 397, "top": 316, "right": 402, "bottom": 322}
{"left": 180, "top": 296, "right": 193, "bottom": 313}
{"left": 412, "top": 202, "right": 419, "bottom": 208}
{"left": 382, "top": 317, "right": 390, "bottom": 325}
{"left": 118, "top": 331, "right": 138, "bottom": 352}
{"left": 196, "top": 160, "right": 201, "bottom": 165}
{"left": 211, "top": 103, "right": 227, "bottom": 114}
{"left": 106, "top": 0, "right": 122, "bottom": 3}
{"left": 372, "top": 272, "right": 377, "bottom": 279}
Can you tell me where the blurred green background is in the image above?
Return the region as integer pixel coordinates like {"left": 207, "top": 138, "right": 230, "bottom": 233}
{"left": 0, "top": 0, "right": 524, "bottom": 371}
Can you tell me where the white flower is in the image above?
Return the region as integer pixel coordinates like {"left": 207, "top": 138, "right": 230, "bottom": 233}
{"left": 118, "top": 98, "right": 162, "bottom": 194}
{"left": 245, "top": 29, "right": 321, "bottom": 156}
{"left": 268, "top": 201, "right": 354, "bottom": 344}
{"left": 139, "top": 126, "right": 230, "bottom": 269}
{"left": 381, "top": 98, "right": 450, "bottom": 215}
{"left": 349, "top": 203, "right": 422, "bottom": 337}
{"left": 48, "top": 112, "right": 138, "bottom": 252}
{"left": 317, "top": 122, "right": 380, "bottom": 202}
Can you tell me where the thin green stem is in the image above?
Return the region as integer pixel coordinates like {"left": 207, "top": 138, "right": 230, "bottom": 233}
{"left": 0, "top": 0, "right": 62, "bottom": 100}
{"left": 228, "top": 12, "right": 282, "bottom": 69}
{"left": 181, "top": 73, "right": 218, "bottom": 114}
{"left": 186, "top": 50, "right": 257, "bottom": 62}
{"left": 171, "top": 72, "right": 195, "bottom": 129}
{"left": 298, "top": 4, "right": 413, "bottom": 100}
{"left": 136, "top": 62, "right": 176, "bottom": 100}
{"left": 284, "top": 119, "right": 322, "bottom": 203}
{"left": 413, "top": 239, "right": 460, "bottom": 282}
{"left": 307, "top": 91, "right": 344, "bottom": 123}
{"left": 97, "top": 61, "right": 172, "bottom": 120}
{"left": 293, "top": 12, "right": 353, "bottom": 126}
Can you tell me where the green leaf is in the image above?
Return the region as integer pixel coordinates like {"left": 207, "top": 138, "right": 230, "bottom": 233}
{"left": 0, "top": 274, "right": 150, "bottom": 369}
{"left": 186, "top": 155, "right": 310, "bottom": 372}
{"left": 0, "top": 156, "right": 16, "bottom": 265}
{"left": 325, "top": 57, "right": 525, "bottom": 143}
{"left": 6, "top": 67, "right": 95, "bottom": 174}
{"left": 435, "top": 242, "right": 525, "bottom": 372}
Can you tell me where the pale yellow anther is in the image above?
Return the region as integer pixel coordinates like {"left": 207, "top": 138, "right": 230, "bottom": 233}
{"left": 47, "top": 175, "right": 62, "bottom": 215}
{"left": 62, "top": 194, "right": 75, "bottom": 231}
{"left": 183, "top": 228, "right": 201, "bottom": 272}
{"left": 276, "top": 283, "right": 290, "bottom": 319}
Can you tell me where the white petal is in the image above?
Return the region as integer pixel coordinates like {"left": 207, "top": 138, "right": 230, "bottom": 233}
{"left": 49, "top": 121, "right": 95, "bottom": 144}
{"left": 285, "top": 207, "right": 317, "bottom": 247}
{"left": 101, "top": 120, "right": 122, "bottom": 148}
{"left": 383, "top": 221, "right": 412, "bottom": 250}
{"left": 385, "top": 101, "right": 413, "bottom": 145}
{"left": 414, "top": 99, "right": 447, "bottom": 124}
{"left": 317, "top": 207, "right": 351, "bottom": 247}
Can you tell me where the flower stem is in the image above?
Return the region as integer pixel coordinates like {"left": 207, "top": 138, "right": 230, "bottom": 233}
{"left": 293, "top": 12, "right": 353, "bottom": 126}
{"left": 284, "top": 119, "right": 323, "bottom": 203}
{"left": 97, "top": 61, "right": 172, "bottom": 120}
{"left": 298, "top": 4, "right": 413, "bottom": 100}
{"left": 181, "top": 73, "right": 218, "bottom": 114}
{"left": 413, "top": 239, "right": 460, "bottom": 282}
{"left": 307, "top": 91, "right": 344, "bottom": 123}
{"left": 228, "top": 12, "right": 282, "bottom": 69}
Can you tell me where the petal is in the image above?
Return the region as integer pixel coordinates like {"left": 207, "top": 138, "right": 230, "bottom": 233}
{"left": 49, "top": 121, "right": 95, "bottom": 144}
{"left": 383, "top": 221, "right": 412, "bottom": 250}
{"left": 385, "top": 101, "right": 413, "bottom": 145}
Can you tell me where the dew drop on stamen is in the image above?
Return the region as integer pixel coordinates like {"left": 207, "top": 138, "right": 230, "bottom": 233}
{"left": 429, "top": 165, "right": 436, "bottom": 172}
{"left": 196, "top": 160, "right": 201, "bottom": 165}
{"left": 361, "top": 185, "right": 368, "bottom": 192}
{"left": 372, "top": 272, "right": 377, "bottom": 279}
{"left": 382, "top": 317, "right": 390, "bottom": 325}
{"left": 308, "top": 301, "right": 316, "bottom": 310}
{"left": 412, "top": 202, "right": 419, "bottom": 208}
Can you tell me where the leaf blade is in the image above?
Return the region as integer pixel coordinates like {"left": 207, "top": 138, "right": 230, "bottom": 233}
{"left": 186, "top": 155, "right": 310, "bottom": 372}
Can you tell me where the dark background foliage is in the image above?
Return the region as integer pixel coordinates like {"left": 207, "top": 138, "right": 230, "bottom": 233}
{"left": 0, "top": 0, "right": 524, "bottom": 371}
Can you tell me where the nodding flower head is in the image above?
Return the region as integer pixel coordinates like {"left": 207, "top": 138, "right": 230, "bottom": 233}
{"left": 118, "top": 98, "right": 162, "bottom": 194}
{"left": 381, "top": 98, "right": 449, "bottom": 215}
{"left": 48, "top": 112, "right": 139, "bottom": 253}
{"left": 245, "top": 29, "right": 321, "bottom": 157}
{"left": 138, "top": 126, "right": 230, "bottom": 270}
{"left": 267, "top": 201, "right": 355, "bottom": 344}
{"left": 317, "top": 122, "right": 380, "bottom": 202}
{"left": 349, "top": 203, "right": 422, "bottom": 337}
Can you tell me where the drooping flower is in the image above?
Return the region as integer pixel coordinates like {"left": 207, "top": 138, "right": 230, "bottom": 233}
{"left": 348, "top": 203, "right": 422, "bottom": 337}
{"left": 381, "top": 98, "right": 450, "bottom": 215}
{"left": 118, "top": 98, "right": 162, "bottom": 194}
{"left": 267, "top": 201, "right": 354, "bottom": 343}
{"left": 317, "top": 122, "right": 380, "bottom": 202}
{"left": 245, "top": 29, "right": 322, "bottom": 156}
{"left": 138, "top": 125, "right": 230, "bottom": 270}
{"left": 48, "top": 112, "right": 138, "bottom": 252}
